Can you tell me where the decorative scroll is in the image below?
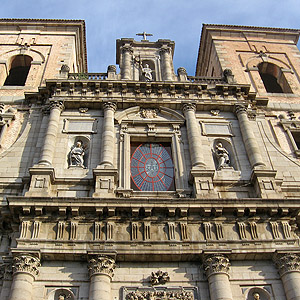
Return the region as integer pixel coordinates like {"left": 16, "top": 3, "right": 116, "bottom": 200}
{"left": 123, "top": 287, "right": 197, "bottom": 300}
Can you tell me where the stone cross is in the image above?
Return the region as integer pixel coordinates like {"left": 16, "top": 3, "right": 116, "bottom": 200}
{"left": 136, "top": 32, "right": 153, "bottom": 41}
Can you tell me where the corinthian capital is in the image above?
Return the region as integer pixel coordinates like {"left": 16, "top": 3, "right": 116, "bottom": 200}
{"left": 49, "top": 100, "right": 64, "bottom": 112}
{"left": 235, "top": 104, "right": 247, "bottom": 115}
{"left": 12, "top": 255, "right": 41, "bottom": 278}
{"left": 203, "top": 254, "right": 231, "bottom": 278}
{"left": 159, "top": 46, "right": 171, "bottom": 55}
{"left": 103, "top": 102, "right": 117, "bottom": 112}
{"left": 121, "top": 45, "right": 133, "bottom": 54}
{"left": 274, "top": 253, "right": 300, "bottom": 276}
{"left": 88, "top": 255, "right": 116, "bottom": 278}
{"left": 182, "top": 103, "right": 196, "bottom": 113}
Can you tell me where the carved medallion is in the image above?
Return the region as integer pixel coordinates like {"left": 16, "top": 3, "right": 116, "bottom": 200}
{"left": 140, "top": 108, "right": 158, "bottom": 119}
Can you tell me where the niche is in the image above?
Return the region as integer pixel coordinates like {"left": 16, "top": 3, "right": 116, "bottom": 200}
{"left": 212, "top": 139, "right": 237, "bottom": 170}
{"left": 67, "top": 136, "right": 90, "bottom": 169}
{"left": 140, "top": 59, "right": 156, "bottom": 81}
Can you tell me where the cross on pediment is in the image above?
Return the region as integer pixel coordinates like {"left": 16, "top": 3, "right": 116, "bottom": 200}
{"left": 136, "top": 32, "right": 153, "bottom": 41}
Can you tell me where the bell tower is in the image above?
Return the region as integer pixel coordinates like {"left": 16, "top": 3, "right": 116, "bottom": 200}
{"left": 116, "top": 37, "right": 175, "bottom": 81}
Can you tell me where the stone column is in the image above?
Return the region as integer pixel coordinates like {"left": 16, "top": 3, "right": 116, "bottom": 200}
{"left": 203, "top": 254, "right": 233, "bottom": 300}
{"left": 100, "top": 102, "right": 117, "bottom": 167}
{"left": 9, "top": 254, "right": 40, "bottom": 300}
{"left": 274, "top": 253, "right": 300, "bottom": 300}
{"left": 121, "top": 45, "right": 133, "bottom": 80}
{"left": 39, "top": 100, "right": 64, "bottom": 166}
{"left": 235, "top": 105, "right": 265, "bottom": 169}
{"left": 160, "top": 46, "right": 173, "bottom": 81}
{"left": 88, "top": 255, "right": 116, "bottom": 300}
{"left": 182, "top": 103, "right": 205, "bottom": 169}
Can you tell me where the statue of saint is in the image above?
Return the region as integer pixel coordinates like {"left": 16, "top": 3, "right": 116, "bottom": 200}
{"left": 69, "top": 140, "right": 85, "bottom": 168}
{"left": 141, "top": 64, "right": 153, "bottom": 81}
{"left": 215, "top": 142, "right": 230, "bottom": 170}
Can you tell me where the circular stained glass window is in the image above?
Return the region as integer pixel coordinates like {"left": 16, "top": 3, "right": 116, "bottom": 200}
{"left": 130, "top": 143, "right": 174, "bottom": 191}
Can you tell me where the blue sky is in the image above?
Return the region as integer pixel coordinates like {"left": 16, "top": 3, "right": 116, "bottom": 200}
{"left": 1, "top": 0, "right": 300, "bottom": 75}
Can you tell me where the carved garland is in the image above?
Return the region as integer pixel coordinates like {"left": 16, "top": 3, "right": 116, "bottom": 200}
{"left": 88, "top": 255, "right": 116, "bottom": 278}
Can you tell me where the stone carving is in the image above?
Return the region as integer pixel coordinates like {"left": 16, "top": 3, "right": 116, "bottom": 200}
{"left": 57, "top": 221, "right": 65, "bottom": 240}
{"left": 0, "top": 262, "right": 12, "bottom": 280}
{"left": 182, "top": 103, "right": 196, "bottom": 113}
{"left": 177, "top": 67, "right": 187, "bottom": 76}
{"left": 210, "top": 109, "right": 220, "bottom": 116}
{"left": 60, "top": 64, "right": 70, "bottom": 73}
{"left": 79, "top": 107, "right": 88, "bottom": 113}
{"left": 107, "top": 222, "right": 113, "bottom": 240}
{"left": 103, "top": 102, "right": 117, "bottom": 112}
{"left": 141, "top": 64, "right": 153, "bottom": 81}
{"left": 140, "top": 108, "right": 158, "bottom": 119}
{"left": 215, "top": 223, "right": 224, "bottom": 240}
{"left": 49, "top": 100, "right": 64, "bottom": 112}
{"left": 238, "top": 222, "right": 247, "bottom": 240}
{"left": 69, "top": 140, "right": 85, "bottom": 168}
{"left": 125, "top": 288, "right": 195, "bottom": 300}
{"left": 281, "top": 221, "right": 292, "bottom": 239}
{"left": 168, "top": 223, "right": 176, "bottom": 240}
{"left": 144, "top": 222, "right": 151, "bottom": 240}
{"left": 180, "top": 222, "right": 188, "bottom": 240}
{"left": 274, "top": 253, "right": 300, "bottom": 276}
{"left": 150, "top": 270, "right": 170, "bottom": 285}
{"left": 20, "top": 221, "right": 30, "bottom": 238}
{"left": 249, "top": 221, "right": 258, "bottom": 239}
{"left": 94, "top": 222, "right": 101, "bottom": 240}
{"left": 214, "top": 142, "right": 230, "bottom": 170}
{"left": 88, "top": 255, "right": 116, "bottom": 278}
{"left": 203, "top": 254, "right": 230, "bottom": 277}
{"left": 70, "top": 222, "right": 78, "bottom": 240}
{"left": 31, "top": 221, "right": 41, "bottom": 239}
{"left": 12, "top": 255, "right": 41, "bottom": 278}
{"left": 131, "top": 222, "right": 138, "bottom": 240}
{"left": 253, "top": 292, "right": 260, "bottom": 300}
{"left": 203, "top": 222, "right": 212, "bottom": 240}
{"left": 107, "top": 65, "right": 117, "bottom": 73}
{"left": 270, "top": 221, "right": 280, "bottom": 239}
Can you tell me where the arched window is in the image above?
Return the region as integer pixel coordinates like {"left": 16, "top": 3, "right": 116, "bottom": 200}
{"left": 258, "top": 62, "right": 292, "bottom": 93}
{"left": 4, "top": 55, "right": 32, "bottom": 86}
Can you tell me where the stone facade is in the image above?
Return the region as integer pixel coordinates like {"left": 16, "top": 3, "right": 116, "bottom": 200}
{"left": 0, "top": 19, "right": 300, "bottom": 300}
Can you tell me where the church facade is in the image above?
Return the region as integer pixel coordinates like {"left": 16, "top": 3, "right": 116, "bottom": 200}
{"left": 0, "top": 19, "right": 300, "bottom": 300}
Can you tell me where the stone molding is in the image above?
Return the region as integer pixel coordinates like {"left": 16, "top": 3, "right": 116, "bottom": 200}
{"left": 182, "top": 103, "right": 196, "bottom": 113}
{"left": 203, "top": 254, "right": 231, "bottom": 278}
{"left": 103, "top": 102, "right": 117, "bottom": 112}
{"left": 274, "top": 253, "right": 300, "bottom": 276}
{"left": 12, "top": 254, "right": 41, "bottom": 278}
{"left": 88, "top": 255, "right": 116, "bottom": 279}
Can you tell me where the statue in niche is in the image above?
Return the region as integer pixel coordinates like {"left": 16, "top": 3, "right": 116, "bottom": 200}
{"left": 141, "top": 64, "right": 153, "bottom": 81}
{"left": 69, "top": 140, "right": 85, "bottom": 168}
{"left": 215, "top": 142, "right": 230, "bottom": 170}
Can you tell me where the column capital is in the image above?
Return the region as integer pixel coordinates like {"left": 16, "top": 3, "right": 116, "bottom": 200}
{"left": 49, "top": 100, "right": 64, "bottom": 112}
{"left": 103, "top": 102, "right": 117, "bottom": 112}
{"left": 159, "top": 46, "right": 171, "bottom": 54}
{"left": 12, "top": 254, "right": 41, "bottom": 279}
{"left": 121, "top": 45, "right": 133, "bottom": 54}
{"left": 88, "top": 255, "right": 116, "bottom": 279}
{"left": 182, "top": 103, "right": 196, "bottom": 113}
{"left": 274, "top": 253, "right": 300, "bottom": 276}
{"left": 235, "top": 104, "right": 247, "bottom": 115}
{"left": 203, "top": 254, "right": 231, "bottom": 278}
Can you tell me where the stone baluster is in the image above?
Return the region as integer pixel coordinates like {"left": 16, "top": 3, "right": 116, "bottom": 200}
{"left": 203, "top": 254, "right": 233, "bottom": 300}
{"left": 9, "top": 254, "right": 40, "bottom": 300}
{"left": 88, "top": 255, "right": 116, "bottom": 300}
{"left": 183, "top": 103, "right": 205, "bottom": 169}
{"left": 39, "top": 100, "right": 64, "bottom": 166}
{"left": 121, "top": 45, "right": 133, "bottom": 80}
{"left": 100, "top": 102, "right": 117, "bottom": 167}
{"left": 235, "top": 105, "right": 265, "bottom": 169}
{"left": 160, "top": 46, "right": 173, "bottom": 81}
{"left": 274, "top": 253, "right": 300, "bottom": 300}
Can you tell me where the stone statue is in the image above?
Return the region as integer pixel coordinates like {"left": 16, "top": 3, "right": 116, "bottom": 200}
{"left": 253, "top": 293, "right": 260, "bottom": 300}
{"left": 69, "top": 140, "right": 85, "bottom": 168}
{"left": 58, "top": 295, "right": 65, "bottom": 300}
{"left": 215, "top": 142, "right": 230, "bottom": 170}
{"left": 142, "top": 64, "right": 153, "bottom": 81}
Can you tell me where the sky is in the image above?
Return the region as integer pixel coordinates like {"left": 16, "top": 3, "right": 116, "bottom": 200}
{"left": 1, "top": 0, "right": 300, "bottom": 75}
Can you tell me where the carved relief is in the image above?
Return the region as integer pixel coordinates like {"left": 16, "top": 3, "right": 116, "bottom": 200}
{"left": 249, "top": 221, "right": 258, "bottom": 239}
{"left": 57, "top": 221, "right": 65, "bottom": 240}
{"left": 31, "top": 221, "right": 41, "bottom": 239}
{"left": 270, "top": 221, "right": 280, "bottom": 239}
{"left": 68, "top": 140, "right": 86, "bottom": 168}
{"left": 140, "top": 108, "right": 158, "bottom": 119}
{"left": 281, "top": 221, "right": 292, "bottom": 239}
{"left": 106, "top": 222, "right": 114, "bottom": 240}
{"left": 124, "top": 287, "right": 197, "bottom": 300}
{"left": 203, "top": 254, "right": 230, "bottom": 277}
{"left": 20, "top": 221, "right": 30, "bottom": 238}
{"left": 203, "top": 222, "right": 212, "bottom": 240}
{"left": 0, "top": 262, "right": 12, "bottom": 280}
{"left": 180, "top": 222, "right": 188, "bottom": 240}
{"left": 214, "top": 142, "right": 230, "bottom": 170}
{"left": 12, "top": 255, "right": 40, "bottom": 278}
{"left": 88, "top": 255, "right": 116, "bottom": 278}
{"left": 215, "top": 223, "right": 224, "bottom": 240}
{"left": 238, "top": 222, "right": 247, "bottom": 240}
{"left": 144, "top": 222, "right": 151, "bottom": 240}
{"left": 274, "top": 253, "right": 300, "bottom": 276}
{"left": 94, "top": 222, "right": 101, "bottom": 240}
{"left": 131, "top": 222, "right": 138, "bottom": 240}
{"left": 70, "top": 222, "right": 78, "bottom": 240}
{"left": 168, "top": 222, "right": 176, "bottom": 240}
{"left": 150, "top": 270, "right": 170, "bottom": 285}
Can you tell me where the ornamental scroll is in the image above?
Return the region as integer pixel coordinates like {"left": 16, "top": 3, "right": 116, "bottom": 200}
{"left": 123, "top": 287, "right": 197, "bottom": 300}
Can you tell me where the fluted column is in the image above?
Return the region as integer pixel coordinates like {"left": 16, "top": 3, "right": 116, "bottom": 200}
{"left": 183, "top": 103, "right": 205, "bottom": 169}
{"left": 100, "top": 102, "right": 117, "bottom": 167}
{"left": 121, "top": 45, "right": 133, "bottom": 80}
{"left": 88, "top": 255, "right": 116, "bottom": 300}
{"left": 274, "top": 253, "right": 300, "bottom": 300}
{"left": 203, "top": 254, "right": 233, "bottom": 300}
{"left": 235, "top": 105, "right": 265, "bottom": 169}
{"left": 9, "top": 254, "right": 40, "bottom": 300}
{"left": 160, "top": 46, "right": 173, "bottom": 81}
{"left": 39, "top": 100, "right": 64, "bottom": 165}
